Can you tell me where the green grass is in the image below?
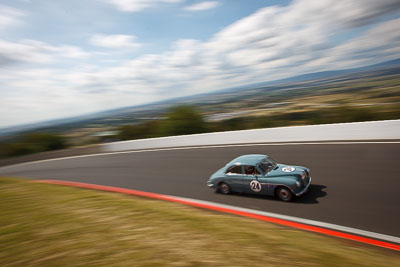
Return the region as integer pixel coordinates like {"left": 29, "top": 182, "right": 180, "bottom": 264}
{"left": 0, "top": 177, "right": 399, "bottom": 266}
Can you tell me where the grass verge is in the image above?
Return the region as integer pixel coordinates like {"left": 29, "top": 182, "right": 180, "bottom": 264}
{"left": 0, "top": 177, "right": 399, "bottom": 266}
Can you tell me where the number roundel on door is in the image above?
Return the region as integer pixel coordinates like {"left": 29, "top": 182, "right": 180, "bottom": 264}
{"left": 250, "top": 180, "right": 262, "bottom": 192}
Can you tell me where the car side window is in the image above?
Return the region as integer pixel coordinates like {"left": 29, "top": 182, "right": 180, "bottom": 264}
{"left": 226, "top": 165, "right": 242, "bottom": 175}
{"left": 244, "top": 165, "right": 260, "bottom": 175}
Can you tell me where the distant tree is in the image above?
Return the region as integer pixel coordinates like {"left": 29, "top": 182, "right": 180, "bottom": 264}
{"left": 118, "top": 125, "right": 140, "bottom": 141}
{"left": 324, "top": 106, "right": 376, "bottom": 123}
{"left": 161, "top": 106, "right": 206, "bottom": 135}
{"left": 118, "top": 121, "right": 161, "bottom": 140}
{"left": 0, "top": 142, "right": 33, "bottom": 158}
{"left": 22, "top": 133, "right": 67, "bottom": 152}
{"left": 251, "top": 116, "right": 276, "bottom": 129}
{"left": 219, "top": 117, "right": 248, "bottom": 131}
{"left": 0, "top": 133, "right": 67, "bottom": 159}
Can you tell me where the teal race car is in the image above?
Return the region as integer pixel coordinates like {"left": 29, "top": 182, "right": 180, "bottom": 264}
{"left": 207, "top": 154, "right": 311, "bottom": 201}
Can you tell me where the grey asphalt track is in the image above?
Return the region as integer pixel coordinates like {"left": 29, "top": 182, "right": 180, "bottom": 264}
{"left": 1, "top": 142, "right": 399, "bottom": 238}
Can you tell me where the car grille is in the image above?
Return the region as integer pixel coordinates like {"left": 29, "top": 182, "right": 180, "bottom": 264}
{"left": 302, "top": 170, "right": 310, "bottom": 184}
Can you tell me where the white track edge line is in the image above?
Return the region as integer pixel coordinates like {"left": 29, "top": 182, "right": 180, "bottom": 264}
{"left": 1, "top": 141, "right": 399, "bottom": 171}
{"left": 171, "top": 195, "right": 400, "bottom": 244}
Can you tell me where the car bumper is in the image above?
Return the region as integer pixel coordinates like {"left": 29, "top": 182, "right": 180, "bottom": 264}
{"left": 295, "top": 176, "right": 312, "bottom": 196}
{"left": 206, "top": 181, "right": 215, "bottom": 188}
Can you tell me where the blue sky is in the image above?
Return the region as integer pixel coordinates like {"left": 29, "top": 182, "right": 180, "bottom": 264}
{"left": 0, "top": 0, "right": 399, "bottom": 128}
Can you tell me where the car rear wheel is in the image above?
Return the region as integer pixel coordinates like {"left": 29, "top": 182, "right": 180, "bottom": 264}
{"left": 276, "top": 187, "right": 293, "bottom": 202}
{"left": 218, "top": 182, "right": 231, "bottom": 194}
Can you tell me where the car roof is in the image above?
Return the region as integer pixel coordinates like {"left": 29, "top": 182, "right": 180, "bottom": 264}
{"left": 227, "top": 154, "right": 267, "bottom": 166}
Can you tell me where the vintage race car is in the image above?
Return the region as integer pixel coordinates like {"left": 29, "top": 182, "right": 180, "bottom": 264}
{"left": 206, "top": 154, "right": 311, "bottom": 201}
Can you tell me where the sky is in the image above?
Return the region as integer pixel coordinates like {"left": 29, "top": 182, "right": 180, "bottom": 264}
{"left": 0, "top": 0, "right": 400, "bottom": 129}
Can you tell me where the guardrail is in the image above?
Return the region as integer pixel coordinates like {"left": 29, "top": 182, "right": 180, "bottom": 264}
{"left": 103, "top": 120, "right": 400, "bottom": 152}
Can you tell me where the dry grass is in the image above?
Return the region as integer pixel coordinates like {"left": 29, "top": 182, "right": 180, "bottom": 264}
{"left": 0, "top": 177, "right": 399, "bottom": 266}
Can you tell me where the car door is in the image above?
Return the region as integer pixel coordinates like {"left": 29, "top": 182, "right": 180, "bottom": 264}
{"left": 242, "top": 165, "right": 264, "bottom": 194}
{"left": 259, "top": 168, "right": 277, "bottom": 196}
{"left": 225, "top": 164, "right": 244, "bottom": 192}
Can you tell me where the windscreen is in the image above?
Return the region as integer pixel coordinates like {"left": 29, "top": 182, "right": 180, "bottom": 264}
{"left": 258, "top": 156, "right": 277, "bottom": 173}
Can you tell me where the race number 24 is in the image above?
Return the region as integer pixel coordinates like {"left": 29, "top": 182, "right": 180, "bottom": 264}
{"left": 250, "top": 180, "right": 261, "bottom": 192}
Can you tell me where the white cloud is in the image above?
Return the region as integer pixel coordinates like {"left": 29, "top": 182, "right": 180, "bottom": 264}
{"left": 112, "top": 0, "right": 399, "bottom": 94}
{"left": 197, "top": 0, "right": 400, "bottom": 80}
{"left": 90, "top": 34, "right": 140, "bottom": 49}
{"left": 0, "top": 4, "right": 24, "bottom": 31}
{"left": 184, "top": 1, "right": 219, "bottom": 11}
{"left": 103, "top": 0, "right": 183, "bottom": 12}
{"left": 294, "top": 0, "right": 400, "bottom": 29}
{"left": 1, "top": 0, "right": 400, "bottom": 128}
{"left": 304, "top": 18, "right": 400, "bottom": 70}
{"left": 0, "top": 39, "right": 90, "bottom": 67}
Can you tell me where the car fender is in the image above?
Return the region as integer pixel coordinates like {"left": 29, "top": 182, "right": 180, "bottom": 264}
{"left": 269, "top": 176, "right": 300, "bottom": 193}
{"left": 273, "top": 184, "right": 296, "bottom": 195}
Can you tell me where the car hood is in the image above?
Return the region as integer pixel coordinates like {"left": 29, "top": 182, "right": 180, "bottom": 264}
{"left": 267, "top": 164, "right": 307, "bottom": 178}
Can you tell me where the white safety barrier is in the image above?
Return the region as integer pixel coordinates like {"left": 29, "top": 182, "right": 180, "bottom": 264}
{"left": 103, "top": 120, "right": 400, "bottom": 152}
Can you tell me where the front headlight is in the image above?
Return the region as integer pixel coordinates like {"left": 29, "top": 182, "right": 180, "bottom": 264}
{"left": 296, "top": 181, "right": 301, "bottom": 187}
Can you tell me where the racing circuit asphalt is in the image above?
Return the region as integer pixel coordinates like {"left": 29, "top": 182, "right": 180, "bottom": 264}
{"left": 1, "top": 142, "right": 399, "bottom": 238}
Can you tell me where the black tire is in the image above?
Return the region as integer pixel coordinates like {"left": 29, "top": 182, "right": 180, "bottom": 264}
{"left": 276, "top": 187, "right": 293, "bottom": 202}
{"left": 218, "top": 182, "right": 231, "bottom": 194}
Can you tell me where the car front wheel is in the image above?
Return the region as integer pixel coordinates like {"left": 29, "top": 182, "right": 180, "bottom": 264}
{"left": 218, "top": 182, "right": 231, "bottom": 194}
{"left": 276, "top": 187, "right": 293, "bottom": 202}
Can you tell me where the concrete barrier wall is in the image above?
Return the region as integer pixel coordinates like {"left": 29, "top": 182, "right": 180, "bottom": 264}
{"left": 102, "top": 120, "right": 400, "bottom": 152}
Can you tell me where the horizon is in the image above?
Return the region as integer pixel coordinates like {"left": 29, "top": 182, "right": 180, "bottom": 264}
{"left": 1, "top": 56, "right": 398, "bottom": 132}
{"left": 1, "top": 0, "right": 400, "bottom": 128}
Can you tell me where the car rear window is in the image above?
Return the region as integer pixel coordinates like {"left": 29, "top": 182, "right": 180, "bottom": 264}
{"left": 226, "top": 165, "right": 242, "bottom": 174}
